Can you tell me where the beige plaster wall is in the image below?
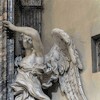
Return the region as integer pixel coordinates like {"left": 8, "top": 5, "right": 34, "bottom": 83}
{"left": 42, "top": 0, "right": 100, "bottom": 100}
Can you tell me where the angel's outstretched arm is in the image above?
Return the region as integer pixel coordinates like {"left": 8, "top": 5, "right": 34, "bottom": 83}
{"left": 3, "top": 21, "right": 39, "bottom": 39}
{"left": 3, "top": 21, "right": 44, "bottom": 56}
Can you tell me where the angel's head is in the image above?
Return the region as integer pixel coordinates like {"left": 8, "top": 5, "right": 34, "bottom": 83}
{"left": 21, "top": 33, "right": 33, "bottom": 49}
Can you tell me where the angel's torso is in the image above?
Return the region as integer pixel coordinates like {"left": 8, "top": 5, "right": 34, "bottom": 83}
{"left": 19, "top": 53, "right": 44, "bottom": 70}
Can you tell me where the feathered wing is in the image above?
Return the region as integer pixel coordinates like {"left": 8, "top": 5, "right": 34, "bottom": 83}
{"left": 59, "top": 49, "right": 87, "bottom": 100}
{"left": 44, "top": 28, "right": 87, "bottom": 100}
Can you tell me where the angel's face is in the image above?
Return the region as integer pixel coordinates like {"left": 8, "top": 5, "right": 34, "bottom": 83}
{"left": 21, "top": 34, "right": 33, "bottom": 49}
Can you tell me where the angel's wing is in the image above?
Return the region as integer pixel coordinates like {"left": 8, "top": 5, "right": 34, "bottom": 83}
{"left": 44, "top": 28, "right": 87, "bottom": 100}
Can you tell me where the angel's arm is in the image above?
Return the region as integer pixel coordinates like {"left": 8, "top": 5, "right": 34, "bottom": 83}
{"left": 3, "top": 21, "right": 44, "bottom": 56}
{"left": 3, "top": 21, "right": 38, "bottom": 39}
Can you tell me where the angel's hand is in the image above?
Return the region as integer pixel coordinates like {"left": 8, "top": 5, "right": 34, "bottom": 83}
{"left": 3, "top": 21, "right": 15, "bottom": 30}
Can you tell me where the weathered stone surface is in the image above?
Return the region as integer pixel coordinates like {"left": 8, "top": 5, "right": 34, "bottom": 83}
{"left": 20, "top": 0, "right": 42, "bottom": 6}
{"left": 0, "top": 0, "right": 7, "bottom": 99}
{"left": 7, "top": 0, "right": 14, "bottom": 100}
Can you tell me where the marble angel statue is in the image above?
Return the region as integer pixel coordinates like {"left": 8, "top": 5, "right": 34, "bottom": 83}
{"left": 3, "top": 21, "right": 87, "bottom": 100}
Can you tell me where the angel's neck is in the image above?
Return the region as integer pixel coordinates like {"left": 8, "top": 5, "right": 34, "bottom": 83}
{"left": 25, "top": 49, "right": 32, "bottom": 56}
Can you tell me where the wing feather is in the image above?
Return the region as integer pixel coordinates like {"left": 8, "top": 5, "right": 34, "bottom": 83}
{"left": 44, "top": 28, "right": 87, "bottom": 100}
